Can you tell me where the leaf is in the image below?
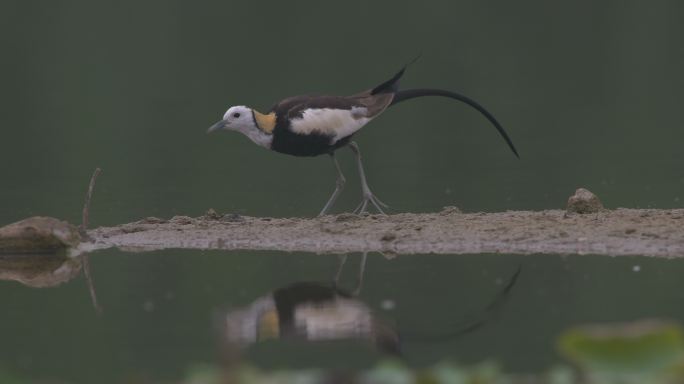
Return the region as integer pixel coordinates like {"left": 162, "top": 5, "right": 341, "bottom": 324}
{"left": 558, "top": 319, "right": 684, "bottom": 376}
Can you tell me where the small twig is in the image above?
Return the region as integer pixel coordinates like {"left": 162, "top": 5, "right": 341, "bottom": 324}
{"left": 79, "top": 167, "right": 103, "bottom": 315}
{"left": 80, "top": 167, "right": 102, "bottom": 234}
{"left": 83, "top": 256, "right": 103, "bottom": 315}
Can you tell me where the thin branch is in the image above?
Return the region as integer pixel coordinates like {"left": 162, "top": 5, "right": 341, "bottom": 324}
{"left": 79, "top": 167, "right": 103, "bottom": 315}
{"left": 83, "top": 256, "right": 102, "bottom": 315}
{"left": 80, "top": 167, "right": 102, "bottom": 234}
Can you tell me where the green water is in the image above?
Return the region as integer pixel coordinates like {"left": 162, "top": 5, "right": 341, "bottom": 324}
{"left": 1, "top": 1, "right": 684, "bottom": 383}
{"left": 2, "top": 251, "right": 684, "bottom": 383}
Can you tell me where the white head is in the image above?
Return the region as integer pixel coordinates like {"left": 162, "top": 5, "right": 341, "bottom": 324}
{"left": 208, "top": 105, "right": 274, "bottom": 148}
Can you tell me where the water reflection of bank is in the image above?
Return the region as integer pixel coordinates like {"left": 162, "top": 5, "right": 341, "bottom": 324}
{"left": 0, "top": 253, "right": 100, "bottom": 312}
{"left": 0, "top": 253, "right": 82, "bottom": 288}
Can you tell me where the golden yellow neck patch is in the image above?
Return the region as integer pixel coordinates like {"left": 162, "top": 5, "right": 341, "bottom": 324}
{"left": 258, "top": 309, "right": 280, "bottom": 340}
{"left": 252, "top": 110, "right": 276, "bottom": 134}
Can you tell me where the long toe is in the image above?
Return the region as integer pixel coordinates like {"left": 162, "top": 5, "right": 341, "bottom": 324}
{"left": 354, "top": 199, "right": 369, "bottom": 214}
{"left": 371, "top": 194, "right": 389, "bottom": 209}
{"left": 369, "top": 196, "right": 387, "bottom": 214}
{"left": 353, "top": 193, "right": 389, "bottom": 215}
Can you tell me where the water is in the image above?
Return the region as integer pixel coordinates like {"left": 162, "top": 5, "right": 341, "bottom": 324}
{"left": 1, "top": 250, "right": 683, "bottom": 383}
{"left": 1, "top": 1, "right": 684, "bottom": 382}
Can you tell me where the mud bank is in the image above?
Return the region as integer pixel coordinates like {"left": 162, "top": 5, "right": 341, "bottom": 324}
{"left": 84, "top": 208, "right": 684, "bottom": 257}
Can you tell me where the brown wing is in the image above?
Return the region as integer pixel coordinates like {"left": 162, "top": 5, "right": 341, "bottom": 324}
{"left": 271, "top": 64, "right": 404, "bottom": 121}
{"left": 348, "top": 91, "right": 395, "bottom": 118}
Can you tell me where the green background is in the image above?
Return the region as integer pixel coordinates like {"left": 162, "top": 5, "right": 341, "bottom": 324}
{"left": 0, "top": 1, "right": 683, "bottom": 383}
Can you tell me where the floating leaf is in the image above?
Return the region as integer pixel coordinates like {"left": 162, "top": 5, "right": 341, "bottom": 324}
{"left": 559, "top": 319, "right": 684, "bottom": 378}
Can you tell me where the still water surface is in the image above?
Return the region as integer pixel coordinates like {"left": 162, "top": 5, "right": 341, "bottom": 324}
{"left": 1, "top": 250, "right": 683, "bottom": 383}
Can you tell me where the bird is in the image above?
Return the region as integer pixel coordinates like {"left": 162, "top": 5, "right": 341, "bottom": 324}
{"left": 217, "top": 253, "right": 400, "bottom": 355}
{"left": 218, "top": 281, "right": 400, "bottom": 355}
{"left": 208, "top": 62, "right": 519, "bottom": 216}
{"left": 216, "top": 255, "right": 521, "bottom": 356}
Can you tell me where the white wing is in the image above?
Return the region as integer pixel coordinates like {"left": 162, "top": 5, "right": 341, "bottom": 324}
{"left": 289, "top": 107, "right": 371, "bottom": 143}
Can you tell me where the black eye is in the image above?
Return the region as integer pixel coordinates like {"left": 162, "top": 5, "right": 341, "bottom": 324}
{"left": 232, "top": 112, "right": 241, "bottom": 118}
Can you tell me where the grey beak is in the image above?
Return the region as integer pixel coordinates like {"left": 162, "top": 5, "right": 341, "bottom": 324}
{"left": 208, "top": 120, "right": 227, "bottom": 133}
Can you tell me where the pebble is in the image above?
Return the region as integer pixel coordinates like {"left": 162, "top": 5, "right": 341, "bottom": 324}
{"left": 566, "top": 188, "right": 604, "bottom": 214}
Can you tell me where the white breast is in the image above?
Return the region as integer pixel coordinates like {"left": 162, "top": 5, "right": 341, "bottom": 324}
{"left": 294, "top": 299, "right": 372, "bottom": 340}
{"left": 290, "top": 107, "right": 370, "bottom": 143}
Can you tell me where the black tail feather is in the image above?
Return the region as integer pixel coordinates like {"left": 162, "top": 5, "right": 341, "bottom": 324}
{"left": 371, "top": 55, "right": 422, "bottom": 95}
{"left": 371, "top": 67, "right": 406, "bottom": 95}
{"left": 399, "top": 265, "right": 522, "bottom": 344}
{"left": 391, "top": 88, "right": 520, "bottom": 158}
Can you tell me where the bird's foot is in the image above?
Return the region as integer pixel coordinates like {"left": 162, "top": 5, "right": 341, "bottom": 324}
{"left": 353, "top": 190, "right": 389, "bottom": 215}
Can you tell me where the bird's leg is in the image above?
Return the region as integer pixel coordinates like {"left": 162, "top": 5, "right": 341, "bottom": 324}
{"left": 318, "top": 153, "right": 346, "bottom": 216}
{"left": 334, "top": 254, "right": 348, "bottom": 288}
{"left": 352, "top": 252, "right": 368, "bottom": 296}
{"left": 333, "top": 252, "right": 367, "bottom": 296}
{"left": 348, "top": 142, "right": 388, "bottom": 214}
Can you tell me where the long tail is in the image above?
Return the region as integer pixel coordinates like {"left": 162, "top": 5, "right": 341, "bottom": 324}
{"left": 391, "top": 88, "right": 519, "bottom": 158}
{"left": 371, "top": 67, "right": 407, "bottom": 95}
{"left": 370, "top": 54, "right": 422, "bottom": 95}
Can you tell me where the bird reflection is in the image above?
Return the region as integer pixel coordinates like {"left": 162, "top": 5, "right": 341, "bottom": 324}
{"left": 218, "top": 253, "right": 400, "bottom": 355}
{"left": 0, "top": 253, "right": 101, "bottom": 313}
{"left": 217, "top": 254, "right": 522, "bottom": 360}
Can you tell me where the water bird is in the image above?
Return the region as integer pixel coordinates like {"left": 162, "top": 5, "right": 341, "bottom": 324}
{"left": 216, "top": 255, "right": 521, "bottom": 357}
{"left": 218, "top": 254, "right": 398, "bottom": 355}
{"left": 218, "top": 281, "right": 400, "bottom": 356}
{"left": 208, "top": 63, "right": 519, "bottom": 215}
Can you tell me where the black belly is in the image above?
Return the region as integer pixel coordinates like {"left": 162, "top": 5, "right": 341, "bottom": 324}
{"left": 270, "top": 126, "right": 352, "bottom": 157}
